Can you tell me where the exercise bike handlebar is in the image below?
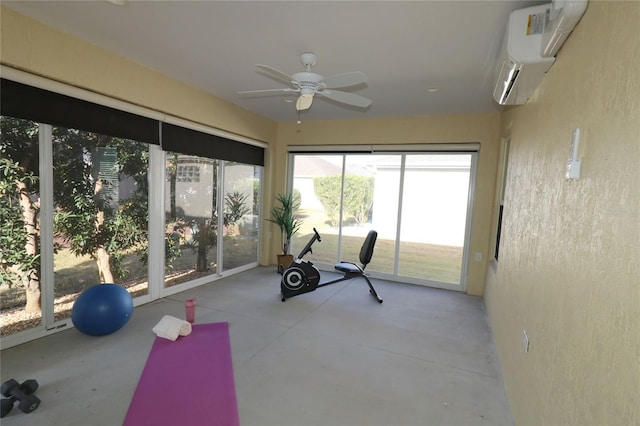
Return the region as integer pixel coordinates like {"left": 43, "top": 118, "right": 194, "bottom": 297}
{"left": 296, "top": 228, "right": 322, "bottom": 259}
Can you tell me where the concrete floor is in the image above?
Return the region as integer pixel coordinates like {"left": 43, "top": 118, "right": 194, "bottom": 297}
{"left": 0, "top": 267, "right": 512, "bottom": 426}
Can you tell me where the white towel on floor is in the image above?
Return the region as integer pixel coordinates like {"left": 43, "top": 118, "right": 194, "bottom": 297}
{"left": 152, "top": 315, "right": 192, "bottom": 341}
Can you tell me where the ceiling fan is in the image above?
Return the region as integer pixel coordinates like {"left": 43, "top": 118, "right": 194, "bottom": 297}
{"left": 238, "top": 52, "right": 372, "bottom": 112}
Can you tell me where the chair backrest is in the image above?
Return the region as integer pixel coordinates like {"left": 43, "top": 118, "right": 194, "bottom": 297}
{"left": 359, "top": 230, "right": 378, "bottom": 268}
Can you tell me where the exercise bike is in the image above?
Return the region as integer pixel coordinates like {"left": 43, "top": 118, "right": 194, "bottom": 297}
{"left": 280, "top": 228, "right": 383, "bottom": 303}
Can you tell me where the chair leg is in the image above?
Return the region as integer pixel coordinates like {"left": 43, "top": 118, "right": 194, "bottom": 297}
{"left": 363, "top": 276, "right": 383, "bottom": 303}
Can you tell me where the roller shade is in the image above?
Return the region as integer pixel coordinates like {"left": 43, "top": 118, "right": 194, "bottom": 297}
{"left": 162, "top": 123, "right": 264, "bottom": 166}
{"left": 1, "top": 78, "right": 160, "bottom": 145}
{"left": 1, "top": 78, "right": 265, "bottom": 165}
{"left": 288, "top": 143, "right": 480, "bottom": 153}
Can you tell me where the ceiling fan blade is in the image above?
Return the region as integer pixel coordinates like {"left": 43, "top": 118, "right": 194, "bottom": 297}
{"left": 238, "top": 88, "right": 296, "bottom": 97}
{"left": 319, "top": 90, "right": 372, "bottom": 108}
{"left": 256, "top": 64, "right": 297, "bottom": 86}
{"left": 321, "top": 71, "right": 367, "bottom": 89}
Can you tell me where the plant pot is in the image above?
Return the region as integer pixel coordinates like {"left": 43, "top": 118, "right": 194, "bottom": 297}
{"left": 276, "top": 254, "right": 294, "bottom": 275}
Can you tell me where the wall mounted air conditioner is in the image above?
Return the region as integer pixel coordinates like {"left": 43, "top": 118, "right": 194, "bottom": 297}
{"left": 493, "top": 1, "right": 588, "bottom": 105}
{"left": 541, "top": 0, "right": 588, "bottom": 57}
{"left": 493, "top": 4, "right": 555, "bottom": 105}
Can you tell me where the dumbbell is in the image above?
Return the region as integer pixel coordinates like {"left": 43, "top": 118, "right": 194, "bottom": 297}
{"left": 0, "top": 379, "right": 40, "bottom": 417}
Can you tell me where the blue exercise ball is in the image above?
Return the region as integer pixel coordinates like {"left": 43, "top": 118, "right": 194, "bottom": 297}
{"left": 72, "top": 284, "right": 133, "bottom": 336}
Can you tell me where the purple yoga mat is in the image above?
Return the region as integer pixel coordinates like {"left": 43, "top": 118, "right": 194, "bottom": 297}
{"left": 123, "top": 322, "right": 239, "bottom": 426}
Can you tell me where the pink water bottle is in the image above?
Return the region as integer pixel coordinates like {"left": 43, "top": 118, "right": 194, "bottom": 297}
{"left": 185, "top": 298, "right": 196, "bottom": 323}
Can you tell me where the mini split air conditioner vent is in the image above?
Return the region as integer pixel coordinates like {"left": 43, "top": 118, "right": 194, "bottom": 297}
{"left": 498, "top": 66, "right": 520, "bottom": 105}
{"left": 493, "top": 1, "right": 587, "bottom": 105}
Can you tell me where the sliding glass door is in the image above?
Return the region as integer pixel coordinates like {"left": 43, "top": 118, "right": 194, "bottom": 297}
{"left": 0, "top": 117, "right": 42, "bottom": 337}
{"left": 1, "top": 78, "right": 266, "bottom": 346}
{"left": 289, "top": 155, "right": 343, "bottom": 263}
{"left": 162, "top": 156, "right": 262, "bottom": 290}
{"left": 290, "top": 151, "right": 475, "bottom": 290}
{"left": 164, "top": 154, "right": 219, "bottom": 288}
{"left": 1, "top": 118, "right": 263, "bottom": 342}
{"left": 221, "top": 162, "right": 261, "bottom": 272}
{"left": 52, "top": 127, "right": 152, "bottom": 319}
{"left": 397, "top": 154, "right": 472, "bottom": 285}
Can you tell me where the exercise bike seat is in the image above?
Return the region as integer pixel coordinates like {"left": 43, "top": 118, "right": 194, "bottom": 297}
{"left": 336, "top": 229, "right": 377, "bottom": 272}
{"left": 334, "top": 262, "right": 364, "bottom": 274}
{"left": 334, "top": 230, "right": 375, "bottom": 274}
{"left": 331, "top": 230, "right": 382, "bottom": 303}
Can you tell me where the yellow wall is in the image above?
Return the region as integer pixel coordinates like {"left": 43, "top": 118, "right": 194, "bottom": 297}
{"left": 484, "top": 1, "right": 640, "bottom": 425}
{"left": 0, "top": 7, "right": 276, "bottom": 143}
{"left": 276, "top": 115, "right": 502, "bottom": 296}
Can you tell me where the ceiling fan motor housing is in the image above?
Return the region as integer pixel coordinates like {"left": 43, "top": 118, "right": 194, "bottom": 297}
{"left": 300, "top": 52, "right": 318, "bottom": 68}
{"left": 293, "top": 72, "right": 324, "bottom": 87}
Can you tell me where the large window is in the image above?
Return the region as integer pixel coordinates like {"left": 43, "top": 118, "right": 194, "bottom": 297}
{"left": 52, "top": 127, "right": 151, "bottom": 319}
{"left": 164, "top": 154, "right": 219, "bottom": 287}
{"left": 494, "top": 139, "right": 510, "bottom": 261}
{"left": 290, "top": 151, "right": 475, "bottom": 290}
{"left": 0, "top": 121, "right": 153, "bottom": 336}
{"left": 222, "top": 162, "right": 261, "bottom": 272}
{"left": 397, "top": 155, "right": 472, "bottom": 285}
{"left": 0, "top": 77, "right": 265, "bottom": 345}
{"left": 163, "top": 157, "right": 261, "bottom": 289}
{"left": 0, "top": 117, "right": 42, "bottom": 336}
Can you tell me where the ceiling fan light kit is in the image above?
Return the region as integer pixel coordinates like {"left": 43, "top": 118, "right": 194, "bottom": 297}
{"left": 238, "top": 52, "right": 372, "bottom": 115}
{"left": 296, "top": 94, "right": 314, "bottom": 111}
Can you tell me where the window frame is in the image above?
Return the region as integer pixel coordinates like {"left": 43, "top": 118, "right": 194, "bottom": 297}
{"left": 0, "top": 68, "right": 266, "bottom": 348}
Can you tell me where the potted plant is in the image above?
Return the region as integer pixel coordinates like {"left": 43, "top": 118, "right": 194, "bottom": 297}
{"left": 268, "top": 193, "right": 303, "bottom": 273}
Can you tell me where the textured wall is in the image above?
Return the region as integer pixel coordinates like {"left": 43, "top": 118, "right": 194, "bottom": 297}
{"left": 484, "top": 1, "right": 640, "bottom": 424}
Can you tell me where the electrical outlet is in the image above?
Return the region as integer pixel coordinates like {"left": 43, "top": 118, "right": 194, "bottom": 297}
{"left": 522, "top": 330, "right": 529, "bottom": 353}
{"left": 475, "top": 252, "right": 482, "bottom": 262}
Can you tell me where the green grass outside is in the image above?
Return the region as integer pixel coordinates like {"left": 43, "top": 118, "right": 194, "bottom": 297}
{"left": 2, "top": 236, "right": 258, "bottom": 313}
{"left": 291, "top": 231, "right": 462, "bottom": 284}
{"left": 53, "top": 237, "right": 258, "bottom": 287}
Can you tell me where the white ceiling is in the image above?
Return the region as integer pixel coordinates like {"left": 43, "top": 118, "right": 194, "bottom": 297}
{"left": 3, "top": 0, "right": 545, "bottom": 123}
